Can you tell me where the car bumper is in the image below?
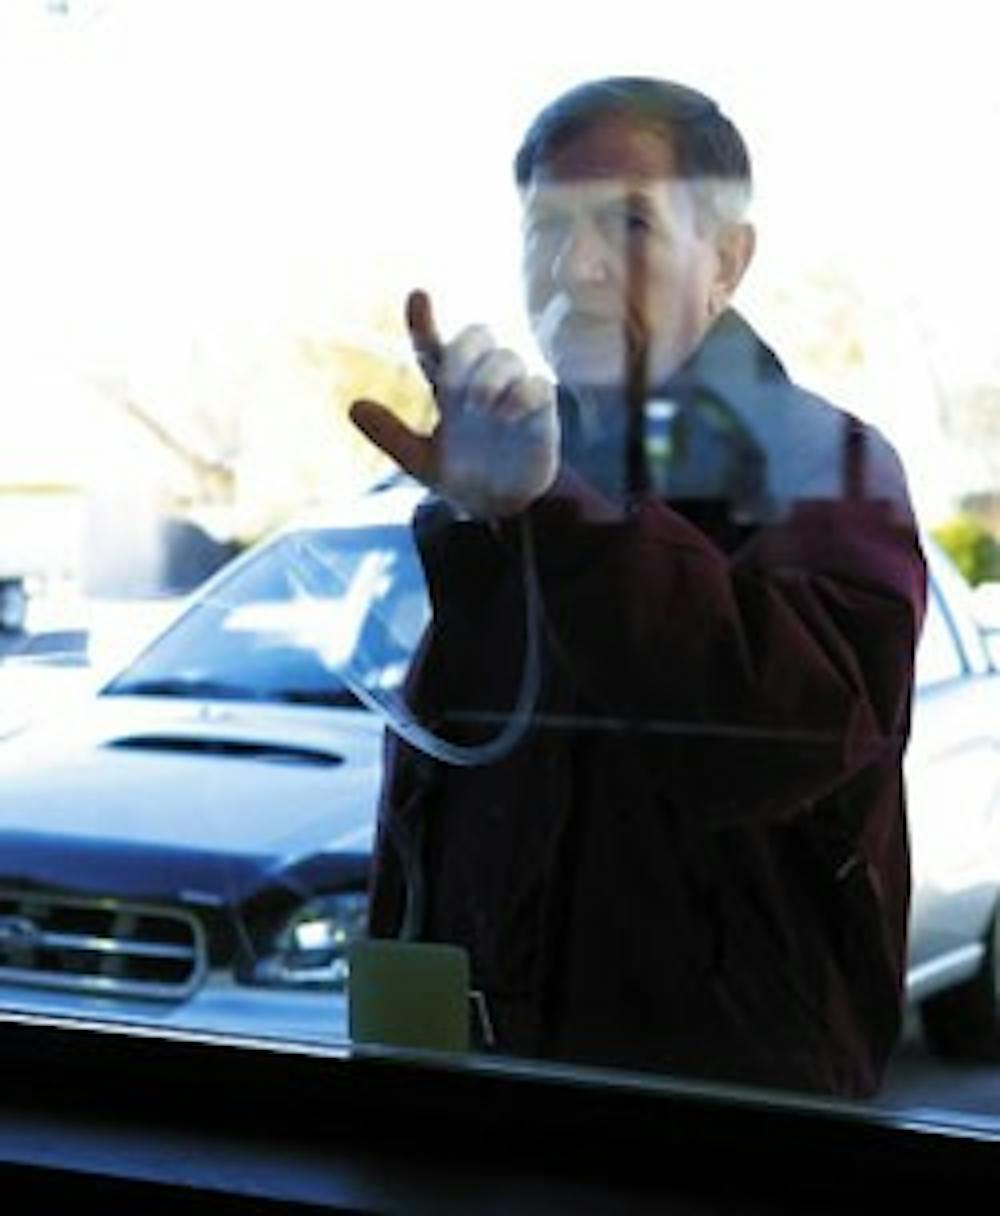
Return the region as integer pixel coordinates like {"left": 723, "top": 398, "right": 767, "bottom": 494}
{"left": 0, "top": 973, "right": 350, "bottom": 1046}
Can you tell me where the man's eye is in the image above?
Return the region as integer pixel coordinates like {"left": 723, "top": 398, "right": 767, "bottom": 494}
{"left": 598, "top": 206, "right": 655, "bottom": 244}
{"left": 624, "top": 209, "right": 654, "bottom": 235}
{"left": 525, "top": 215, "right": 561, "bottom": 241}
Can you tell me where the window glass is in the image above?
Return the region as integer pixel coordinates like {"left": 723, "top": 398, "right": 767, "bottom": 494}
{"left": 1, "top": 0, "right": 999, "bottom": 1126}
{"left": 103, "top": 522, "right": 428, "bottom": 706}
{"left": 915, "top": 585, "right": 964, "bottom": 689}
{"left": 927, "top": 540, "right": 992, "bottom": 676}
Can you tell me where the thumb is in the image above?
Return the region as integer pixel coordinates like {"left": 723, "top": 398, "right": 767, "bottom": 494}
{"left": 350, "top": 399, "right": 435, "bottom": 485}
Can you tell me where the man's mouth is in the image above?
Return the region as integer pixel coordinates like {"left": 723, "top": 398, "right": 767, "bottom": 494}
{"left": 534, "top": 294, "right": 621, "bottom": 346}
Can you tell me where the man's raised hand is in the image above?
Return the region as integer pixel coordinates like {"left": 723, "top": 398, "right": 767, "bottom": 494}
{"left": 350, "top": 290, "right": 559, "bottom": 519}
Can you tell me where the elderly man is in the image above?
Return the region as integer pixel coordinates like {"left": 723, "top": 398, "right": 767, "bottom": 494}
{"left": 350, "top": 77, "right": 926, "bottom": 1097}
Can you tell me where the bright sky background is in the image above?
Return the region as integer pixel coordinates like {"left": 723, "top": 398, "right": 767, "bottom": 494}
{"left": 1, "top": 0, "right": 998, "bottom": 521}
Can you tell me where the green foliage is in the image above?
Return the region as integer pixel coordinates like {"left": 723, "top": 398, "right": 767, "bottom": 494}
{"left": 932, "top": 514, "right": 1000, "bottom": 586}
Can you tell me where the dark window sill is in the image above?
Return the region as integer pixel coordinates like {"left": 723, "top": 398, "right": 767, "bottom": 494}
{"left": 1, "top": 1012, "right": 999, "bottom": 1211}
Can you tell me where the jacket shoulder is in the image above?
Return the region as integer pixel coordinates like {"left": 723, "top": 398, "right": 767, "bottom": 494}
{"left": 754, "top": 383, "right": 915, "bottom": 527}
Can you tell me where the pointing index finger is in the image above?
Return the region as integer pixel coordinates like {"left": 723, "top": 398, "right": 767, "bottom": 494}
{"left": 406, "top": 289, "right": 444, "bottom": 386}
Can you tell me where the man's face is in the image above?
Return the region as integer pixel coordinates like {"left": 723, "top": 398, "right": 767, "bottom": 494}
{"left": 521, "top": 117, "right": 727, "bottom": 391}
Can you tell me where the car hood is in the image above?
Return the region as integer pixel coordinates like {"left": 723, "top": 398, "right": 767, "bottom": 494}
{"left": 0, "top": 695, "right": 384, "bottom": 902}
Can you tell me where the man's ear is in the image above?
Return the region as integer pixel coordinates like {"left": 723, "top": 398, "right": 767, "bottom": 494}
{"left": 711, "top": 222, "right": 756, "bottom": 312}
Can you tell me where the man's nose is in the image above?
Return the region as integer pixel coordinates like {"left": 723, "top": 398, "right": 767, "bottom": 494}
{"left": 550, "top": 225, "right": 610, "bottom": 287}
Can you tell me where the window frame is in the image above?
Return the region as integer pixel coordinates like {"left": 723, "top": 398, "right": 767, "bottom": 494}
{"left": 1, "top": 1011, "right": 1000, "bottom": 1209}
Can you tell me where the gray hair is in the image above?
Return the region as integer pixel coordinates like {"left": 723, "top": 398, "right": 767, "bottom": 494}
{"left": 514, "top": 76, "right": 753, "bottom": 228}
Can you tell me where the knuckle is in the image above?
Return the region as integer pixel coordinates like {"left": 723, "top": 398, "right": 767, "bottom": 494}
{"left": 453, "top": 324, "right": 495, "bottom": 356}
{"left": 478, "top": 348, "right": 523, "bottom": 390}
{"left": 441, "top": 326, "right": 495, "bottom": 390}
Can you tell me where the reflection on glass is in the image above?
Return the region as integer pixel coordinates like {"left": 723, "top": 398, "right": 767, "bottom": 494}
{"left": 0, "top": 3, "right": 999, "bottom": 1132}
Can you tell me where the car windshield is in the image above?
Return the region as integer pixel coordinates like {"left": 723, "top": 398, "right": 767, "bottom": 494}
{"left": 103, "top": 520, "right": 428, "bottom": 708}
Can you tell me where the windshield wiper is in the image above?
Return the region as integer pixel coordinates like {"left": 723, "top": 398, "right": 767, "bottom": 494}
{"left": 104, "top": 677, "right": 259, "bottom": 701}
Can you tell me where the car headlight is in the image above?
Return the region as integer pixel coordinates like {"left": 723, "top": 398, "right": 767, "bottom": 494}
{"left": 248, "top": 892, "right": 368, "bottom": 990}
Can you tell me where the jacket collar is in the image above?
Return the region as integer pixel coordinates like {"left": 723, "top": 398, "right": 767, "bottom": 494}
{"left": 557, "top": 309, "right": 789, "bottom": 515}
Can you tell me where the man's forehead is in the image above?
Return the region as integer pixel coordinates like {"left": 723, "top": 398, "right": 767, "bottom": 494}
{"left": 521, "top": 173, "right": 690, "bottom": 215}
{"left": 520, "top": 117, "right": 696, "bottom": 211}
{"left": 528, "top": 117, "right": 679, "bottom": 184}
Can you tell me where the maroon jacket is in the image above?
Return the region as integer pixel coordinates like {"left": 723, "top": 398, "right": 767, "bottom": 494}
{"left": 368, "top": 313, "right": 927, "bottom": 1098}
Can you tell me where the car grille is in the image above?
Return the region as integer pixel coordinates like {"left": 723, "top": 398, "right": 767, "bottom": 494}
{"left": 0, "top": 889, "right": 208, "bottom": 1001}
